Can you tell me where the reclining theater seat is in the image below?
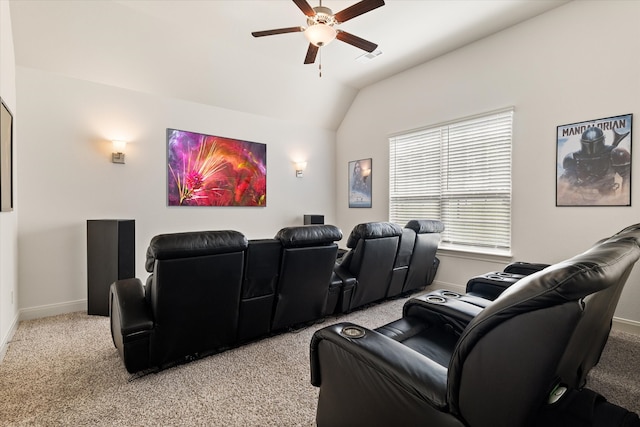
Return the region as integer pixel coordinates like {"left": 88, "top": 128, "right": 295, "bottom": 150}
{"left": 336, "top": 222, "right": 403, "bottom": 312}
{"left": 270, "top": 224, "right": 342, "bottom": 331}
{"left": 110, "top": 230, "right": 248, "bottom": 373}
{"left": 387, "top": 219, "right": 444, "bottom": 298}
{"left": 310, "top": 224, "right": 640, "bottom": 427}
{"left": 557, "top": 223, "right": 640, "bottom": 389}
{"left": 465, "top": 262, "right": 550, "bottom": 301}
{"left": 402, "top": 219, "right": 444, "bottom": 294}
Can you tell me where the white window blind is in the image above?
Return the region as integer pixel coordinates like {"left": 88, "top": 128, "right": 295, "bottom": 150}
{"left": 389, "top": 108, "right": 513, "bottom": 252}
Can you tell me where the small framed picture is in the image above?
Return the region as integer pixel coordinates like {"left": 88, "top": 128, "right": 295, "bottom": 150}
{"left": 348, "top": 158, "right": 372, "bottom": 208}
{"left": 1, "top": 98, "right": 13, "bottom": 212}
{"left": 556, "top": 114, "right": 632, "bottom": 206}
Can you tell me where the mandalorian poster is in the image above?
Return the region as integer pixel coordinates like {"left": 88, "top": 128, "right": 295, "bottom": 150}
{"left": 556, "top": 114, "right": 632, "bottom": 206}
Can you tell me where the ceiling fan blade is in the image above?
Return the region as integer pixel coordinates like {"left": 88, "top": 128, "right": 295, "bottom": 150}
{"left": 334, "top": 0, "right": 385, "bottom": 23}
{"left": 293, "top": 0, "right": 316, "bottom": 17}
{"left": 304, "top": 43, "right": 319, "bottom": 64}
{"left": 252, "top": 26, "right": 304, "bottom": 37}
{"left": 336, "top": 30, "right": 378, "bottom": 52}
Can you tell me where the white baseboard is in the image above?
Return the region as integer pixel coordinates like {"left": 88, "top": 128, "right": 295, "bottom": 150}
{"left": 1, "top": 300, "right": 89, "bottom": 362}
{"left": 19, "top": 299, "right": 87, "bottom": 321}
{"left": 612, "top": 317, "right": 640, "bottom": 335}
{"left": 0, "top": 312, "right": 19, "bottom": 363}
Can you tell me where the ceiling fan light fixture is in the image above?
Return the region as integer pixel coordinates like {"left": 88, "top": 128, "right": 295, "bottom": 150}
{"left": 304, "top": 23, "right": 336, "bottom": 47}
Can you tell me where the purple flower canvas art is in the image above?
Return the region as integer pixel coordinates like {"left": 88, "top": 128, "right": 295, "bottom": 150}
{"left": 167, "top": 129, "right": 266, "bottom": 206}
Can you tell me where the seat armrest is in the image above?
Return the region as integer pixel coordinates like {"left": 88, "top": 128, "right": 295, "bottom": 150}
{"left": 110, "top": 278, "right": 153, "bottom": 338}
{"left": 503, "top": 261, "right": 550, "bottom": 276}
{"left": 333, "top": 262, "right": 356, "bottom": 287}
{"left": 310, "top": 322, "right": 449, "bottom": 408}
{"left": 402, "top": 291, "right": 484, "bottom": 334}
{"left": 332, "top": 263, "right": 357, "bottom": 313}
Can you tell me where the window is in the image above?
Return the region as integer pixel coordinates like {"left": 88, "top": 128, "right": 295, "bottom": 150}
{"left": 389, "top": 108, "right": 513, "bottom": 254}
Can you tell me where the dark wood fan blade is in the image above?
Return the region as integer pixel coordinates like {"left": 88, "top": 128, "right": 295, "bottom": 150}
{"left": 304, "top": 43, "right": 319, "bottom": 64}
{"left": 334, "top": 0, "right": 385, "bottom": 23}
{"left": 252, "top": 26, "right": 304, "bottom": 37}
{"left": 336, "top": 30, "right": 377, "bottom": 52}
{"left": 293, "top": 0, "right": 316, "bottom": 17}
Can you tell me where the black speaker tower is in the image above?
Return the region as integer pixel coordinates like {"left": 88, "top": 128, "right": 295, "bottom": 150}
{"left": 87, "top": 219, "right": 135, "bottom": 316}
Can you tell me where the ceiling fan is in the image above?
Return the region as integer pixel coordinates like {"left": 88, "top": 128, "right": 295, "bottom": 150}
{"left": 252, "top": 0, "right": 385, "bottom": 66}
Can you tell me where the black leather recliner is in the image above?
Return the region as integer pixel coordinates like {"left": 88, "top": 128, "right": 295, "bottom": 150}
{"left": 111, "top": 230, "right": 248, "bottom": 373}
{"left": 465, "top": 262, "right": 549, "bottom": 300}
{"left": 271, "top": 225, "right": 342, "bottom": 331}
{"left": 334, "top": 222, "right": 403, "bottom": 312}
{"left": 310, "top": 224, "right": 640, "bottom": 427}
{"left": 111, "top": 225, "right": 343, "bottom": 373}
{"left": 237, "top": 225, "right": 342, "bottom": 341}
{"left": 402, "top": 219, "right": 444, "bottom": 293}
{"left": 388, "top": 219, "right": 444, "bottom": 298}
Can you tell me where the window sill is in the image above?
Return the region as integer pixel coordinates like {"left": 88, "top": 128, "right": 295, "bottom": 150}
{"left": 437, "top": 244, "right": 513, "bottom": 263}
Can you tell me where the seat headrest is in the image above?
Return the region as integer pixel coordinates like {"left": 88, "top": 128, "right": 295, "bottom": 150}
{"left": 275, "top": 225, "right": 342, "bottom": 248}
{"left": 145, "top": 230, "right": 248, "bottom": 272}
{"left": 346, "top": 222, "right": 403, "bottom": 249}
{"left": 405, "top": 219, "right": 445, "bottom": 234}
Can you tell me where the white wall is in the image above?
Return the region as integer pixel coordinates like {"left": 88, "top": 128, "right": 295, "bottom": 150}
{"left": 15, "top": 67, "right": 336, "bottom": 318}
{"left": 0, "top": 0, "right": 19, "bottom": 357}
{"left": 336, "top": 1, "right": 640, "bottom": 324}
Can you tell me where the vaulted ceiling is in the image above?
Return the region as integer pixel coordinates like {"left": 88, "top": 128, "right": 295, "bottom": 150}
{"left": 9, "top": 0, "right": 569, "bottom": 130}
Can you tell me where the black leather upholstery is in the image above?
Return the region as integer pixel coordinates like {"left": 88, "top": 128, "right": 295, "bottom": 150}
{"left": 145, "top": 231, "right": 247, "bottom": 368}
{"left": 110, "top": 225, "right": 342, "bottom": 373}
{"left": 465, "top": 271, "right": 526, "bottom": 300}
{"left": 504, "top": 261, "right": 551, "bottom": 275}
{"left": 310, "top": 224, "right": 640, "bottom": 427}
{"left": 332, "top": 220, "right": 443, "bottom": 313}
{"left": 338, "top": 222, "right": 403, "bottom": 311}
{"left": 387, "top": 227, "right": 416, "bottom": 297}
{"left": 237, "top": 238, "right": 282, "bottom": 342}
{"left": 556, "top": 223, "right": 640, "bottom": 389}
{"left": 403, "top": 219, "right": 444, "bottom": 293}
{"left": 271, "top": 225, "right": 342, "bottom": 330}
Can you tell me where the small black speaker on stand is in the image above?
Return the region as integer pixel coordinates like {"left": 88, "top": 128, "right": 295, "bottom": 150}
{"left": 303, "top": 214, "right": 324, "bottom": 225}
{"left": 87, "top": 219, "right": 135, "bottom": 316}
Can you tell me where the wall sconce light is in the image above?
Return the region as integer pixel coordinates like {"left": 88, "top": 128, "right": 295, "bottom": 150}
{"left": 295, "top": 161, "right": 307, "bottom": 178}
{"left": 112, "top": 140, "right": 126, "bottom": 164}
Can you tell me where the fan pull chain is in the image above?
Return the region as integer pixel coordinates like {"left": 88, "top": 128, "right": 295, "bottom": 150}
{"left": 319, "top": 49, "right": 322, "bottom": 78}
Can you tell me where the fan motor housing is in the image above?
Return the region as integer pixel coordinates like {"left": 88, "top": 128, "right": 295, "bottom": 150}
{"left": 308, "top": 6, "right": 336, "bottom": 26}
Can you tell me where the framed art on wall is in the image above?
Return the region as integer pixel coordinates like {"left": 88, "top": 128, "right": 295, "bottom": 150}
{"left": 167, "top": 128, "right": 267, "bottom": 207}
{"left": 0, "top": 97, "right": 13, "bottom": 212}
{"left": 348, "top": 158, "right": 372, "bottom": 208}
{"left": 556, "top": 114, "right": 632, "bottom": 206}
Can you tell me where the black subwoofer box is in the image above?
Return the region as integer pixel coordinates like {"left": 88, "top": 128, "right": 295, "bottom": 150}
{"left": 303, "top": 214, "right": 324, "bottom": 225}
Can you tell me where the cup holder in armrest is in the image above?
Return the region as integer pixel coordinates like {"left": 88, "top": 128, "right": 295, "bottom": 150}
{"left": 340, "top": 326, "right": 366, "bottom": 338}
{"left": 425, "top": 295, "right": 447, "bottom": 304}
{"left": 440, "top": 291, "right": 461, "bottom": 298}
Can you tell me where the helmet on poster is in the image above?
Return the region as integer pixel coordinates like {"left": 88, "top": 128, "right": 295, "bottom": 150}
{"left": 580, "top": 127, "right": 605, "bottom": 155}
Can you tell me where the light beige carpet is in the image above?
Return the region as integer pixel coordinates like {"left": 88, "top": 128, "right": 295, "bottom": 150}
{"left": 0, "top": 296, "right": 637, "bottom": 426}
